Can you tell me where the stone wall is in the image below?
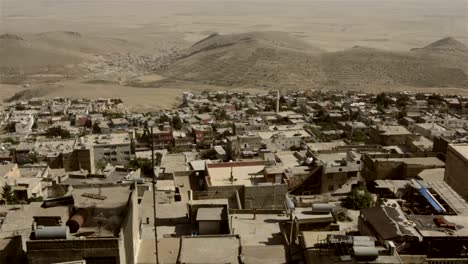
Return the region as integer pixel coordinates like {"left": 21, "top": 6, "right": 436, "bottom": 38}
{"left": 244, "top": 184, "right": 288, "bottom": 210}
{"left": 26, "top": 238, "right": 120, "bottom": 264}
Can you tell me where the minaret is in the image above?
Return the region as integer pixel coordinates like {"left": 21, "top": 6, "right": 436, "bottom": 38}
{"left": 276, "top": 90, "right": 280, "bottom": 113}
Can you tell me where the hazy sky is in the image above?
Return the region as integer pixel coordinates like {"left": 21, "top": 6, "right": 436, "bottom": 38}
{"left": 1, "top": 0, "right": 467, "bottom": 51}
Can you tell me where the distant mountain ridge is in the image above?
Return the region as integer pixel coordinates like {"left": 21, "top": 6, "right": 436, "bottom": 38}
{"left": 160, "top": 32, "right": 468, "bottom": 89}
{"left": 1, "top": 30, "right": 468, "bottom": 90}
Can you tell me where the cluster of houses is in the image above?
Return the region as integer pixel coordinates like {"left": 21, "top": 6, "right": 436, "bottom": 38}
{"left": 0, "top": 90, "right": 468, "bottom": 263}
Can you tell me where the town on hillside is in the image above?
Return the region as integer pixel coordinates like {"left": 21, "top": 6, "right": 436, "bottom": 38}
{"left": 1, "top": 90, "right": 468, "bottom": 263}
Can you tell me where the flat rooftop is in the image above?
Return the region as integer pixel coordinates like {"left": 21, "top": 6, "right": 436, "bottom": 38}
{"left": 179, "top": 236, "right": 240, "bottom": 264}
{"left": 72, "top": 185, "right": 131, "bottom": 209}
{"left": 450, "top": 144, "right": 468, "bottom": 161}
{"left": 275, "top": 151, "right": 302, "bottom": 167}
{"left": 415, "top": 123, "right": 448, "bottom": 131}
{"left": 408, "top": 214, "right": 468, "bottom": 238}
{"left": 378, "top": 125, "right": 412, "bottom": 135}
{"left": 81, "top": 133, "right": 131, "bottom": 147}
{"left": 374, "top": 157, "right": 445, "bottom": 167}
{"left": 257, "top": 129, "right": 310, "bottom": 140}
{"left": 306, "top": 141, "right": 347, "bottom": 152}
{"left": 207, "top": 164, "right": 265, "bottom": 187}
{"left": 243, "top": 245, "right": 287, "bottom": 264}
{"left": 231, "top": 213, "right": 287, "bottom": 246}
{"left": 161, "top": 153, "right": 190, "bottom": 174}
{"left": 315, "top": 152, "right": 349, "bottom": 165}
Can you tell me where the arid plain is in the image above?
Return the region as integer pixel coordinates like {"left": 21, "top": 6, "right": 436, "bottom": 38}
{"left": 1, "top": 0, "right": 468, "bottom": 111}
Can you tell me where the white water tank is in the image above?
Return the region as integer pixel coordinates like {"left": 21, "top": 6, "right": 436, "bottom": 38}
{"left": 35, "top": 226, "right": 70, "bottom": 240}
{"left": 311, "top": 203, "right": 335, "bottom": 213}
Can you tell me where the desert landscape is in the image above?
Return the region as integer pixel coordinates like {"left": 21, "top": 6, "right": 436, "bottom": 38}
{"left": 1, "top": 0, "right": 468, "bottom": 111}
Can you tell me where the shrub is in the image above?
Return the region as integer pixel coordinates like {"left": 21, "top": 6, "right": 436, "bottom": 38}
{"left": 342, "top": 188, "right": 374, "bottom": 210}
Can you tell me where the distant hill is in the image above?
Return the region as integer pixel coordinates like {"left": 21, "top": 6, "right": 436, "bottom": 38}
{"left": 0, "top": 31, "right": 155, "bottom": 69}
{"left": 0, "top": 33, "right": 83, "bottom": 68}
{"left": 161, "top": 33, "right": 468, "bottom": 89}
{"left": 2, "top": 30, "right": 468, "bottom": 90}
{"left": 420, "top": 37, "right": 468, "bottom": 52}
{"left": 161, "top": 32, "right": 325, "bottom": 89}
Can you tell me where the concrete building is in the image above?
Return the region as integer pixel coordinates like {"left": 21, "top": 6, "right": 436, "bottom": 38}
{"left": 83, "top": 134, "right": 133, "bottom": 169}
{"left": 413, "top": 123, "right": 455, "bottom": 139}
{"left": 26, "top": 185, "right": 139, "bottom": 264}
{"left": 191, "top": 125, "right": 214, "bottom": 147}
{"left": 257, "top": 129, "right": 311, "bottom": 151}
{"left": 362, "top": 153, "right": 445, "bottom": 181}
{"left": 313, "top": 151, "right": 362, "bottom": 193}
{"left": 369, "top": 125, "right": 414, "bottom": 146}
{"left": 172, "top": 130, "right": 194, "bottom": 150}
{"left": 226, "top": 135, "right": 263, "bottom": 159}
{"left": 150, "top": 127, "right": 173, "bottom": 149}
{"left": 359, "top": 202, "right": 468, "bottom": 260}
{"left": 445, "top": 144, "right": 468, "bottom": 201}
{"left": 233, "top": 122, "right": 269, "bottom": 135}
{"left": 205, "top": 161, "right": 288, "bottom": 209}
{"left": 110, "top": 118, "right": 129, "bottom": 131}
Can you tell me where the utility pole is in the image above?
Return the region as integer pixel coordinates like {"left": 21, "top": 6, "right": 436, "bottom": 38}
{"left": 148, "top": 126, "right": 159, "bottom": 264}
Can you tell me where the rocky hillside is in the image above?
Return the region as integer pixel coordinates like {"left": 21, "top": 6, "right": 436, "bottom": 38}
{"left": 161, "top": 32, "right": 468, "bottom": 89}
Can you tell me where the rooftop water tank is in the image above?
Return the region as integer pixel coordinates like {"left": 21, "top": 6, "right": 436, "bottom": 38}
{"left": 35, "top": 226, "right": 70, "bottom": 240}
{"left": 353, "top": 246, "right": 379, "bottom": 261}
{"left": 311, "top": 203, "right": 335, "bottom": 213}
{"left": 66, "top": 208, "right": 88, "bottom": 233}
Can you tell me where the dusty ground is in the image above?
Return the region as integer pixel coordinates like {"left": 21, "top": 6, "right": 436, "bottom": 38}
{"left": 2, "top": 81, "right": 266, "bottom": 112}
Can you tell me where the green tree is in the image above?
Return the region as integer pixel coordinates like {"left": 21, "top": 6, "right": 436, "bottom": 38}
{"left": 46, "top": 127, "right": 71, "bottom": 139}
{"left": 95, "top": 159, "right": 107, "bottom": 172}
{"left": 428, "top": 94, "right": 445, "bottom": 106}
{"left": 396, "top": 94, "right": 410, "bottom": 108}
{"left": 215, "top": 109, "right": 228, "bottom": 121}
{"left": 155, "top": 153, "right": 163, "bottom": 166}
{"left": 200, "top": 149, "right": 218, "bottom": 160}
{"left": 159, "top": 114, "right": 170, "bottom": 123}
{"left": 373, "top": 93, "right": 393, "bottom": 108}
{"left": 3, "top": 137, "right": 19, "bottom": 145}
{"left": 84, "top": 118, "right": 93, "bottom": 128}
{"left": 172, "top": 116, "right": 183, "bottom": 130}
{"left": 342, "top": 188, "right": 374, "bottom": 210}
{"left": 198, "top": 105, "right": 211, "bottom": 114}
{"left": 296, "top": 105, "right": 308, "bottom": 115}
{"left": 246, "top": 108, "right": 257, "bottom": 116}
{"left": 350, "top": 131, "right": 368, "bottom": 143}
{"left": 2, "top": 184, "right": 15, "bottom": 204}
{"left": 222, "top": 130, "right": 232, "bottom": 138}
{"left": 92, "top": 122, "right": 102, "bottom": 134}
{"left": 128, "top": 158, "right": 153, "bottom": 176}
